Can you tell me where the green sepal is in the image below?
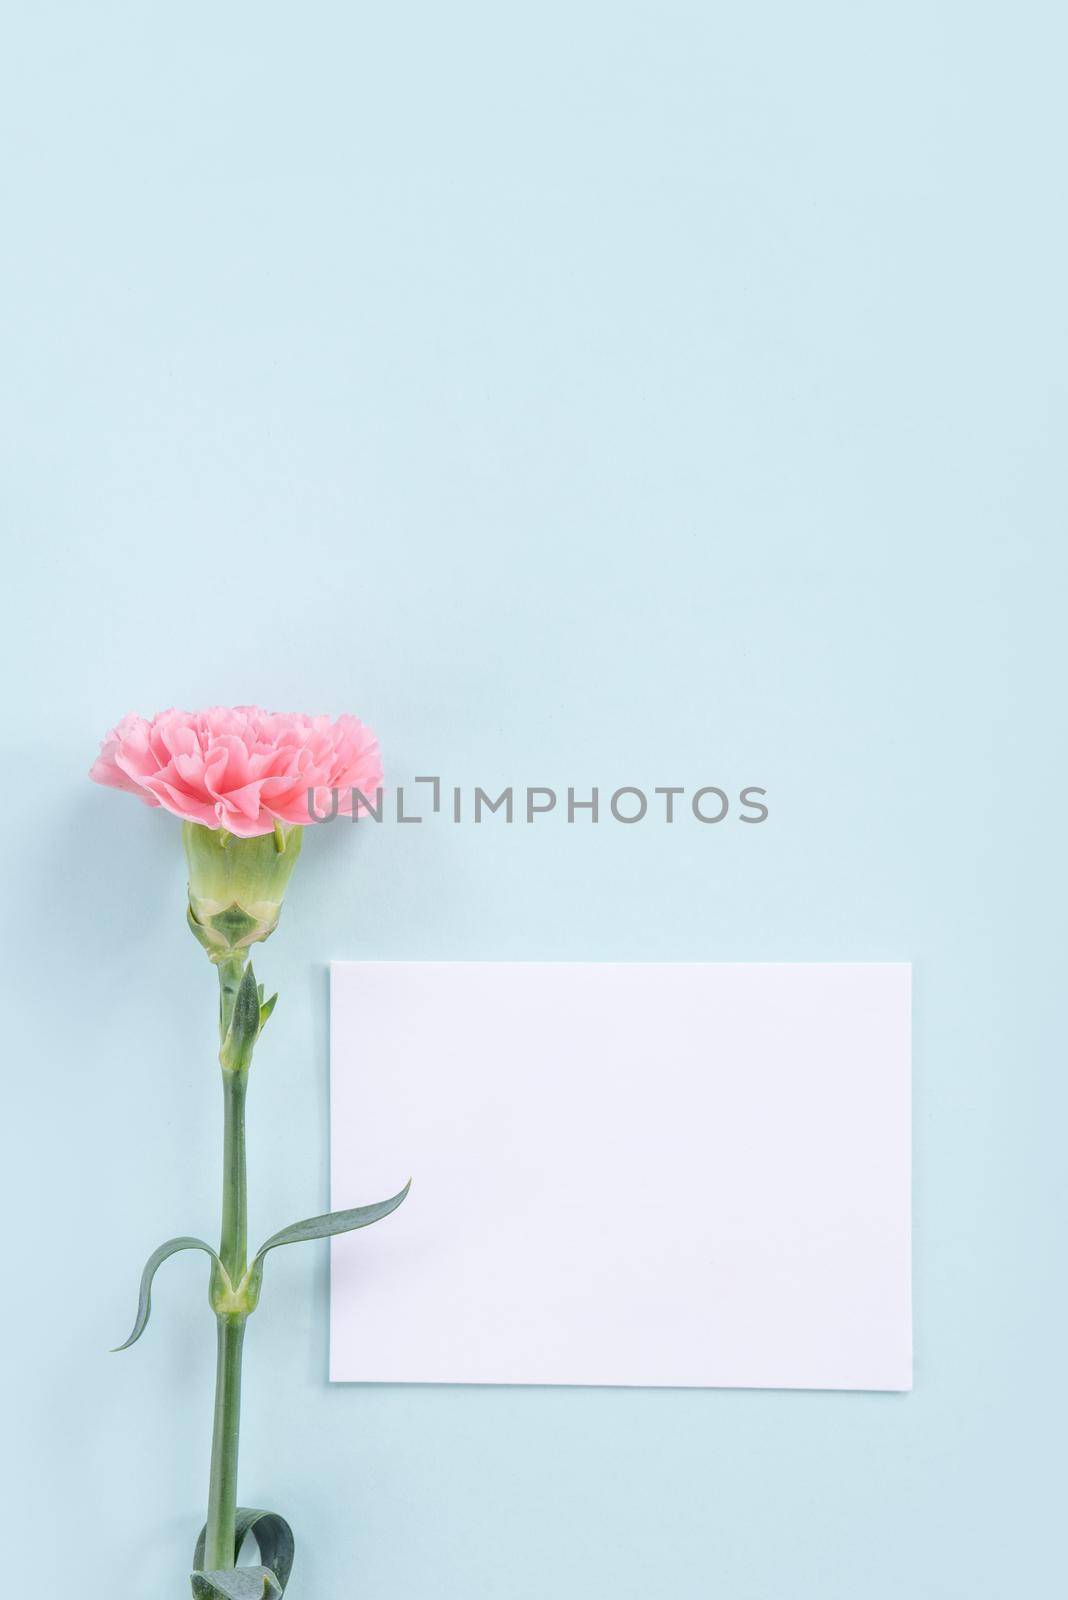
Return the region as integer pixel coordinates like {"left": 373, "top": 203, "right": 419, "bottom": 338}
{"left": 192, "top": 1508, "right": 294, "bottom": 1598}
{"left": 207, "top": 905, "right": 263, "bottom": 948}
{"left": 220, "top": 963, "right": 263, "bottom": 1074}
{"left": 184, "top": 822, "right": 303, "bottom": 962}
{"left": 113, "top": 1236, "right": 223, "bottom": 1352}
{"left": 187, "top": 902, "right": 272, "bottom": 965}
{"left": 245, "top": 1181, "right": 411, "bottom": 1302}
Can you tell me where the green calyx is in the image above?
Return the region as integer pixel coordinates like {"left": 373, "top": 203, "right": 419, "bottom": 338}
{"left": 184, "top": 821, "right": 303, "bottom": 963}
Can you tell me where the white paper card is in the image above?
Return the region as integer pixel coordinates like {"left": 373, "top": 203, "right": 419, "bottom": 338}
{"left": 330, "top": 962, "right": 911, "bottom": 1390}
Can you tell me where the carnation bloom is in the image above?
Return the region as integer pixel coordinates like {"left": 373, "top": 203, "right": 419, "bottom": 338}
{"left": 90, "top": 705, "right": 382, "bottom": 837}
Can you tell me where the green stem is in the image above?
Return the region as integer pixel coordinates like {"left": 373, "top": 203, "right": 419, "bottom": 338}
{"left": 204, "top": 958, "right": 252, "bottom": 1573}
{"left": 204, "top": 1316, "right": 246, "bottom": 1570}
{"left": 220, "top": 1069, "right": 248, "bottom": 1284}
{"left": 218, "top": 954, "right": 247, "bottom": 1040}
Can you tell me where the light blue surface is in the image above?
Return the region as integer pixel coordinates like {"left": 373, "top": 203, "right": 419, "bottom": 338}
{"left": 1, "top": 4, "right": 1064, "bottom": 1595}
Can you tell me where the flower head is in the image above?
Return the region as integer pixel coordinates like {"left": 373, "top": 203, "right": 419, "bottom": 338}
{"left": 90, "top": 705, "right": 382, "bottom": 836}
{"left": 91, "top": 705, "right": 382, "bottom": 962}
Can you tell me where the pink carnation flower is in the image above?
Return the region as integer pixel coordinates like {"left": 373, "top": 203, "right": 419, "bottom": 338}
{"left": 90, "top": 706, "right": 382, "bottom": 837}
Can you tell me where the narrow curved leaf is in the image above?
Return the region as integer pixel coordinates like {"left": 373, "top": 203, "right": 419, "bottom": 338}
{"left": 253, "top": 1180, "right": 411, "bottom": 1263}
{"left": 192, "top": 1507, "right": 294, "bottom": 1598}
{"left": 191, "top": 1570, "right": 281, "bottom": 1599}
{"left": 113, "top": 1236, "right": 222, "bottom": 1352}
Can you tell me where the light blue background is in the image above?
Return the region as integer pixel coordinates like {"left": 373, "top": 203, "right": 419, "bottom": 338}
{"left": 2, "top": 4, "right": 1064, "bottom": 1595}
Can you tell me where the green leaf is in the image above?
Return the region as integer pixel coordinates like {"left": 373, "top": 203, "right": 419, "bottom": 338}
{"left": 191, "top": 1570, "right": 281, "bottom": 1599}
{"left": 245, "top": 1181, "right": 411, "bottom": 1299}
{"left": 220, "top": 962, "right": 262, "bottom": 1073}
{"left": 255, "top": 1180, "right": 411, "bottom": 1259}
{"left": 258, "top": 992, "right": 278, "bottom": 1030}
{"left": 113, "top": 1236, "right": 222, "bottom": 1352}
{"left": 192, "top": 1508, "right": 294, "bottom": 1598}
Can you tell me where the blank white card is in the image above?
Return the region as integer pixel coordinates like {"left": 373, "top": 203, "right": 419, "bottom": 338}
{"left": 330, "top": 962, "right": 912, "bottom": 1390}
